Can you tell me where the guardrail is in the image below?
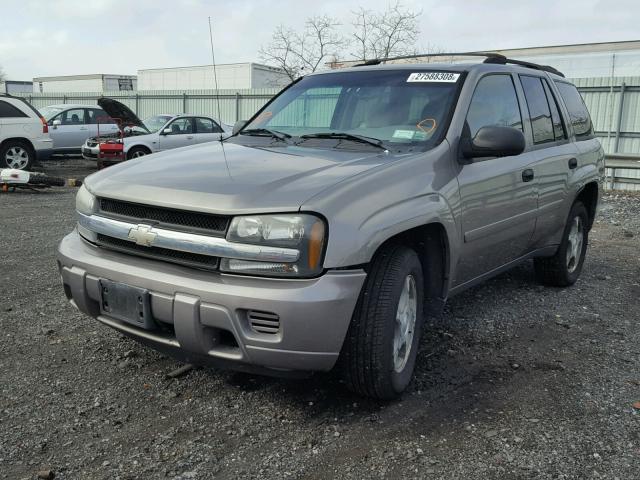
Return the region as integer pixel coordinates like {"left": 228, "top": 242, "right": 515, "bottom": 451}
{"left": 604, "top": 154, "right": 640, "bottom": 190}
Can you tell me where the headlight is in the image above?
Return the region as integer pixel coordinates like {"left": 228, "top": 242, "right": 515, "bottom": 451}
{"left": 76, "top": 184, "right": 96, "bottom": 215}
{"left": 222, "top": 214, "right": 326, "bottom": 277}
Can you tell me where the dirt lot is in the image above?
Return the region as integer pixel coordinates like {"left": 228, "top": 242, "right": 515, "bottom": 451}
{"left": 1, "top": 160, "right": 639, "bottom": 480}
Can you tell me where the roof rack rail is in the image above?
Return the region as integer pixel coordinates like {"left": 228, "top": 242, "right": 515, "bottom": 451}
{"left": 353, "top": 52, "right": 565, "bottom": 77}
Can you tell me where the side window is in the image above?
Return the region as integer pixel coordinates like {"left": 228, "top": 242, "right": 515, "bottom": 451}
{"left": 87, "top": 109, "right": 113, "bottom": 124}
{"left": 195, "top": 117, "right": 222, "bottom": 133}
{"left": 554, "top": 81, "right": 593, "bottom": 140}
{"left": 0, "top": 100, "right": 28, "bottom": 118}
{"left": 61, "top": 108, "right": 86, "bottom": 125}
{"left": 465, "top": 75, "right": 522, "bottom": 138}
{"left": 542, "top": 80, "right": 566, "bottom": 140}
{"left": 519, "top": 76, "right": 554, "bottom": 144}
{"left": 166, "top": 117, "right": 193, "bottom": 135}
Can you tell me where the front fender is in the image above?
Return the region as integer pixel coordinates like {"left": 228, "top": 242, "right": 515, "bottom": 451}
{"left": 301, "top": 144, "right": 460, "bottom": 271}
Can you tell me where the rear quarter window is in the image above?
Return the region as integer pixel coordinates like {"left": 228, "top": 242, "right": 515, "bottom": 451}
{"left": 554, "top": 82, "right": 594, "bottom": 140}
{"left": 0, "top": 100, "right": 28, "bottom": 118}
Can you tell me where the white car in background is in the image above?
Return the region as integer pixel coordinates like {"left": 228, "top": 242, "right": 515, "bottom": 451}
{"left": 81, "top": 98, "right": 231, "bottom": 163}
{"left": 0, "top": 94, "right": 53, "bottom": 170}
{"left": 40, "top": 104, "right": 118, "bottom": 154}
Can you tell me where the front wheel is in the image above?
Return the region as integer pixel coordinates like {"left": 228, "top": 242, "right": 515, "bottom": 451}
{"left": 534, "top": 202, "right": 589, "bottom": 287}
{"left": 127, "top": 146, "right": 150, "bottom": 160}
{"left": 339, "top": 244, "right": 424, "bottom": 399}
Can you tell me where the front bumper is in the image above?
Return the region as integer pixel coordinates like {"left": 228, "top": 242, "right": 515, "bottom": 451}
{"left": 57, "top": 230, "right": 366, "bottom": 373}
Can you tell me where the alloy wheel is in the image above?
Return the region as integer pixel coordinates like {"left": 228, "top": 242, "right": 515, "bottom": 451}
{"left": 393, "top": 274, "right": 418, "bottom": 373}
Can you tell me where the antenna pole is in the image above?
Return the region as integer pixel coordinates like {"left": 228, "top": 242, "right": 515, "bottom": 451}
{"left": 208, "top": 16, "right": 223, "bottom": 141}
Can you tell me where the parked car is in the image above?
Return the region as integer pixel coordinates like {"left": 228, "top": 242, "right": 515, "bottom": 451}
{"left": 39, "top": 104, "right": 118, "bottom": 155}
{"left": 0, "top": 94, "right": 53, "bottom": 170}
{"left": 81, "top": 98, "right": 231, "bottom": 164}
{"left": 58, "top": 55, "right": 604, "bottom": 399}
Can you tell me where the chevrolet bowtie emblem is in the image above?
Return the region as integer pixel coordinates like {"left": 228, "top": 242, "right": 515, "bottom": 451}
{"left": 128, "top": 224, "right": 157, "bottom": 247}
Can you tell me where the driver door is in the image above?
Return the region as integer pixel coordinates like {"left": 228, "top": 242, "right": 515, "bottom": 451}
{"left": 454, "top": 74, "right": 538, "bottom": 287}
{"left": 158, "top": 117, "right": 197, "bottom": 151}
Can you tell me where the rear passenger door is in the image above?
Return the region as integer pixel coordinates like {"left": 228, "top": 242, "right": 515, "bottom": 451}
{"left": 86, "top": 108, "right": 118, "bottom": 138}
{"left": 454, "top": 73, "right": 539, "bottom": 286}
{"left": 193, "top": 117, "right": 223, "bottom": 144}
{"left": 518, "top": 75, "right": 578, "bottom": 248}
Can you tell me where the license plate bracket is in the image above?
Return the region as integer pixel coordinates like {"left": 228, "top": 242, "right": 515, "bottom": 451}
{"left": 99, "top": 279, "right": 154, "bottom": 330}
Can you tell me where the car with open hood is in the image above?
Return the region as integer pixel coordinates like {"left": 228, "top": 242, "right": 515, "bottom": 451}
{"left": 58, "top": 54, "right": 604, "bottom": 399}
{"left": 81, "top": 98, "right": 231, "bottom": 163}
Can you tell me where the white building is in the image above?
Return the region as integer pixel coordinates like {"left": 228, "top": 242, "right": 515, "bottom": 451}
{"left": 32, "top": 74, "right": 137, "bottom": 93}
{"left": 137, "top": 63, "right": 290, "bottom": 91}
{"left": 0, "top": 80, "right": 33, "bottom": 94}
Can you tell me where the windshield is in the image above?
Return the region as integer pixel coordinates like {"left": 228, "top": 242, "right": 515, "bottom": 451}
{"left": 240, "top": 69, "right": 462, "bottom": 151}
{"left": 39, "top": 106, "right": 65, "bottom": 121}
{"left": 142, "top": 115, "right": 173, "bottom": 133}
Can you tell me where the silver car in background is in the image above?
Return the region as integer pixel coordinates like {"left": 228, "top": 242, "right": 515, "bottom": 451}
{"left": 81, "top": 98, "right": 231, "bottom": 162}
{"left": 40, "top": 104, "right": 118, "bottom": 154}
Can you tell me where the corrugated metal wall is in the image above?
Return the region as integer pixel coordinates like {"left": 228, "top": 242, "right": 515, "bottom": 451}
{"left": 18, "top": 88, "right": 280, "bottom": 125}
{"left": 574, "top": 77, "right": 640, "bottom": 191}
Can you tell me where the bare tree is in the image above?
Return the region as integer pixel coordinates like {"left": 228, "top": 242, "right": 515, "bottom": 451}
{"left": 0, "top": 66, "right": 6, "bottom": 83}
{"left": 259, "top": 16, "right": 346, "bottom": 81}
{"left": 351, "top": 2, "right": 422, "bottom": 61}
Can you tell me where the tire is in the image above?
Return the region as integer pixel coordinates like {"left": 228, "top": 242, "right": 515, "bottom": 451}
{"left": 534, "top": 202, "right": 589, "bottom": 287}
{"left": 127, "top": 146, "right": 150, "bottom": 160}
{"left": 1, "top": 140, "right": 34, "bottom": 170}
{"left": 339, "top": 244, "right": 424, "bottom": 399}
{"left": 27, "top": 173, "right": 66, "bottom": 187}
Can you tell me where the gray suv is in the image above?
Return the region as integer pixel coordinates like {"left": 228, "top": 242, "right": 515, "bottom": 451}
{"left": 57, "top": 54, "right": 604, "bottom": 399}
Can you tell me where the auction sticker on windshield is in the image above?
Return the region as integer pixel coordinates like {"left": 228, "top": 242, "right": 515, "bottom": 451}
{"left": 407, "top": 72, "right": 460, "bottom": 83}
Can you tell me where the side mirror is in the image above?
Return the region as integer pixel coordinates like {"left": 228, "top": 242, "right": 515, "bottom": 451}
{"left": 161, "top": 127, "right": 172, "bottom": 135}
{"left": 461, "top": 126, "right": 525, "bottom": 160}
{"left": 232, "top": 120, "right": 248, "bottom": 135}
{"left": 52, "top": 119, "right": 61, "bottom": 129}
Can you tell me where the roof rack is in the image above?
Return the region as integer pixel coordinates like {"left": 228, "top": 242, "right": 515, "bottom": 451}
{"left": 354, "top": 52, "right": 565, "bottom": 78}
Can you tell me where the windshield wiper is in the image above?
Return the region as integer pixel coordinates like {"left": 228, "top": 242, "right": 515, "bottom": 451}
{"left": 298, "top": 132, "right": 387, "bottom": 150}
{"left": 240, "top": 128, "right": 291, "bottom": 141}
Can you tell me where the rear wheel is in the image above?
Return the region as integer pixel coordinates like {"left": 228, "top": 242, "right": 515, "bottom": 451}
{"left": 1, "top": 141, "right": 34, "bottom": 170}
{"left": 127, "top": 146, "right": 150, "bottom": 160}
{"left": 534, "top": 202, "right": 589, "bottom": 286}
{"left": 339, "top": 244, "right": 424, "bottom": 399}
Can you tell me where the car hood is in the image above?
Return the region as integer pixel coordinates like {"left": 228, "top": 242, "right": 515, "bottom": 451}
{"left": 85, "top": 141, "right": 401, "bottom": 214}
{"left": 97, "top": 98, "right": 148, "bottom": 132}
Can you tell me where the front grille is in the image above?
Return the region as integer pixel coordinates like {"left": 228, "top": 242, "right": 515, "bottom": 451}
{"left": 96, "top": 234, "right": 219, "bottom": 271}
{"left": 247, "top": 310, "right": 280, "bottom": 334}
{"left": 98, "top": 198, "right": 229, "bottom": 237}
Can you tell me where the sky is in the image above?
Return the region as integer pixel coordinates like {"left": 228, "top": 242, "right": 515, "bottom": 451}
{"left": 1, "top": 0, "right": 639, "bottom": 80}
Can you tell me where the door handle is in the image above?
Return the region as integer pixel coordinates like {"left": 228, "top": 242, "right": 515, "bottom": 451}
{"left": 568, "top": 157, "right": 578, "bottom": 169}
{"left": 522, "top": 168, "right": 534, "bottom": 182}
{"left": 80, "top": 127, "right": 88, "bottom": 130}
{"left": 186, "top": 136, "right": 194, "bottom": 140}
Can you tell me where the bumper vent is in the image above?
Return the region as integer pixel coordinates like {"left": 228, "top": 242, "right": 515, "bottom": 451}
{"left": 98, "top": 198, "right": 230, "bottom": 236}
{"left": 247, "top": 310, "right": 280, "bottom": 334}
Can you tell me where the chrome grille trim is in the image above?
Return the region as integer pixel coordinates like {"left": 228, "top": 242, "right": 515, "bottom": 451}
{"left": 77, "top": 213, "right": 300, "bottom": 263}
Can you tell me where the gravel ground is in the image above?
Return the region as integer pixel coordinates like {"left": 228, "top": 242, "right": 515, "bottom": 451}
{"left": 1, "top": 160, "right": 639, "bottom": 480}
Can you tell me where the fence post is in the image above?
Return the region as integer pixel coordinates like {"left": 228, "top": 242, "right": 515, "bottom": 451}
{"left": 235, "top": 92, "right": 240, "bottom": 122}
{"left": 613, "top": 82, "right": 626, "bottom": 153}
{"left": 63, "top": 95, "right": 67, "bottom": 104}
{"left": 135, "top": 93, "right": 139, "bottom": 115}
{"left": 183, "top": 93, "right": 187, "bottom": 114}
